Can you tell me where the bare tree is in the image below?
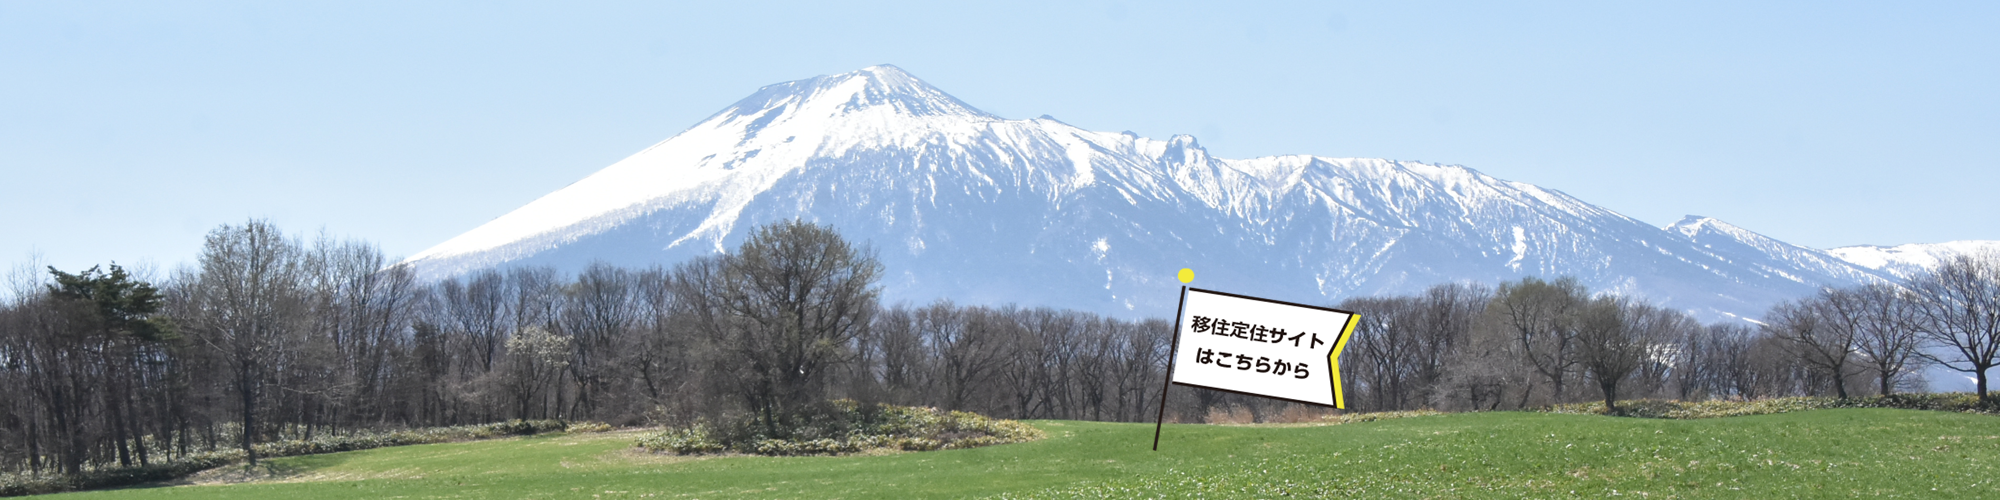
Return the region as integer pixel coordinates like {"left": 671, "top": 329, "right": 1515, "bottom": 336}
{"left": 867, "top": 305, "right": 929, "bottom": 406}
{"left": 627, "top": 268, "right": 685, "bottom": 407}
{"left": 1673, "top": 322, "right": 1717, "bottom": 401}
{"left": 1833, "top": 283, "right": 1924, "bottom": 396}
{"left": 1577, "top": 298, "right": 1696, "bottom": 410}
{"left": 1707, "top": 324, "right": 1752, "bottom": 399}
{"left": 672, "top": 220, "right": 881, "bottom": 436}
{"left": 439, "top": 269, "right": 508, "bottom": 374}
{"left": 507, "top": 267, "right": 561, "bottom": 339}
{"left": 177, "top": 220, "right": 308, "bottom": 466}
{"left": 1409, "top": 283, "right": 1489, "bottom": 406}
{"left": 1631, "top": 302, "right": 1696, "bottom": 400}
{"left": 918, "top": 302, "right": 979, "bottom": 410}
{"left": 1575, "top": 298, "right": 1638, "bottom": 411}
{"left": 1070, "top": 316, "right": 1119, "bottom": 421}
{"left": 1432, "top": 322, "right": 1524, "bottom": 411}
{"left": 985, "top": 307, "right": 1078, "bottom": 419}
{"left": 1765, "top": 294, "right": 1859, "bottom": 398}
{"left": 1338, "top": 296, "right": 1421, "bottom": 411}
{"left": 1111, "top": 318, "right": 1167, "bottom": 422}
{"left": 560, "top": 262, "right": 637, "bottom": 419}
{"left": 10, "top": 284, "right": 95, "bottom": 474}
{"left": 1339, "top": 283, "right": 1488, "bottom": 412}
{"left": 310, "top": 236, "right": 419, "bottom": 428}
{"left": 1486, "top": 277, "right": 1586, "bottom": 404}
{"left": 1906, "top": 254, "right": 2000, "bottom": 399}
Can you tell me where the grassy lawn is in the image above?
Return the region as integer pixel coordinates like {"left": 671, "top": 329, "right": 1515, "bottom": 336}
{"left": 48, "top": 408, "right": 2000, "bottom": 499}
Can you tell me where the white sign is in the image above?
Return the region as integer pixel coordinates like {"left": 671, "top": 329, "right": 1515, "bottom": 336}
{"left": 1169, "top": 288, "right": 1359, "bottom": 408}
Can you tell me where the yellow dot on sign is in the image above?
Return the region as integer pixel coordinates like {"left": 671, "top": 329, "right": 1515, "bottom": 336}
{"left": 1178, "top": 268, "right": 1194, "bottom": 284}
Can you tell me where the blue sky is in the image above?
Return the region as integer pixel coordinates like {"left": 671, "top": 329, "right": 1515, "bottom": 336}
{"left": 4, "top": 1, "right": 1995, "bottom": 276}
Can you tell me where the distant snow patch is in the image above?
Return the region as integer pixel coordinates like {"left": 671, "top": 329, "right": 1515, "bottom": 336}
{"left": 1506, "top": 226, "right": 1527, "bottom": 270}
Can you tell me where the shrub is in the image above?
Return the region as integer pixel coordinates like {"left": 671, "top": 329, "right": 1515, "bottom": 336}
{"left": 1318, "top": 409, "right": 1445, "bottom": 425}
{"left": 637, "top": 400, "right": 1043, "bottom": 456}
{"left": 1539, "top": 393, "right": 2000, "bottom": 419}
{"left": 565, "top": 421, "right": 615, "bottom": 433}
{"left": 635, "top": 423, "right": 727, "bottom": 454}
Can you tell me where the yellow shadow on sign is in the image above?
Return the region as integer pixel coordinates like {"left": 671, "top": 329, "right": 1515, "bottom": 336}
{"left": 1328, "top": 313, "right": 1360, "bottom": 409}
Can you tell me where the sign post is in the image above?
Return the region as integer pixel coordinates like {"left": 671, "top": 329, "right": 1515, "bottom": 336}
{"left": 1153, "top": 281, "right": 1359, "bottom": 450}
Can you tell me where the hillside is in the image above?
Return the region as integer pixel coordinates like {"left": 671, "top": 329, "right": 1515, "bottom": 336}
{"left": 63, "top": 409, "right": 2000, "bottom": 498}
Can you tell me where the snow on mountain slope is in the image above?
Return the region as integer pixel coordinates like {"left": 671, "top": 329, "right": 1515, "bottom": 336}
{"left": 1829, "top": 241, "right": 2000, "bottom": 279}
{"left": 405, "top": 65, "right": 1000, "bottom": 264}
{"left": 1666, "top": 216, "right": 1891, "bottom": 287}
{"left": 405, "top": 65, "right": 1899, "bottom": 322}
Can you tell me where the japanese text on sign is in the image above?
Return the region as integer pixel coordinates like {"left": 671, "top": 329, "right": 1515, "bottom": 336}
{"left": 1189, "top": 315, "right": 1327, "bottom": 349}
{"left": 1169, "top": 288, "right": 1359, "bottom": 408}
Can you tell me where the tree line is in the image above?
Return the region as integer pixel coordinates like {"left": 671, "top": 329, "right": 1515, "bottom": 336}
{"left": 3, "top": 219, "right": 1997, "bottom": 477}
{"left": 0, "top": 220, "right": 1168, "bottom": 475}
{"left": 1337, "top": 255, "right": 2000, "bottom": 414}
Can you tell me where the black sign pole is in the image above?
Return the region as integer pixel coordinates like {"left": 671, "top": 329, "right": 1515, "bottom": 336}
{"left": 1153, "top": 285, "right": 1189, "bottom": 451}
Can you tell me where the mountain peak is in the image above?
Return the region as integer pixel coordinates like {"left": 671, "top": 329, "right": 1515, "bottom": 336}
{"left": 852, "top": 64, "right": 923, "bottom": 90}
{"left": 715, "top": 64, "right": 995, "bottom": 123}
{"left": 1666, "top": 215, "right": 1720, "bottom": 237}
{"left": 1159, "top": 134, "right": 1209, "bottom": 165}
{"left": 1668, "top": 215, "right": 1771, "bottom": 244}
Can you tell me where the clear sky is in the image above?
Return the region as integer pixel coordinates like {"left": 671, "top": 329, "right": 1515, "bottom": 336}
{"left": 4, "top": 1, "right": 1995, "bottom": 276}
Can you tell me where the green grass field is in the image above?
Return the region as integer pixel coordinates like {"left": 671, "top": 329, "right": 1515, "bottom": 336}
{"left": 49, "top": 409, "right": 2000, "bottom": 499}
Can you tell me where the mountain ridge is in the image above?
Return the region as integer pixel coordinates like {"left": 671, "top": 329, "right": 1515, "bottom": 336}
{"left": 1828, "top": 241, "right": 2000, "bottom": 279}
{"left": 404, "top": 65, "right": 1970, "bottom": 322}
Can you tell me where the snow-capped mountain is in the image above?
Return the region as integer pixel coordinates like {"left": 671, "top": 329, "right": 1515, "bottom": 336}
{"left": 1829, "top": 241, "right": 2000, "bottom": 279}
{"left": 406, "top": 65, "right": 1904, "bottom": 322}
